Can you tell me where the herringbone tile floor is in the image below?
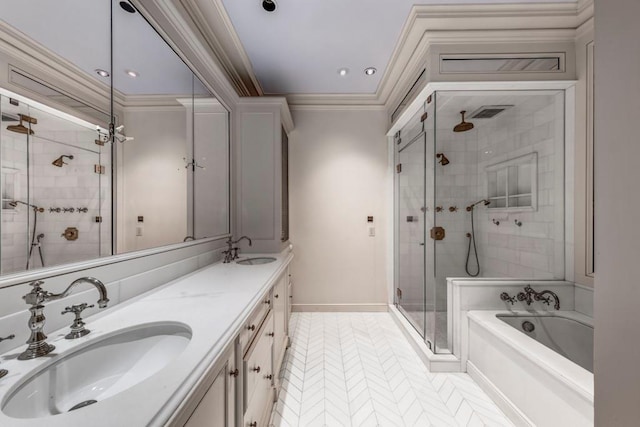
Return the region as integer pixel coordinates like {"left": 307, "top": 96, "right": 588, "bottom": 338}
{"left": 270, "top": 312, "right": 513, "bottom": 427}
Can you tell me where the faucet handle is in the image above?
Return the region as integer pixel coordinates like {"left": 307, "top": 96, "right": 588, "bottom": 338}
{"left": 23, "top": 280, "right": 48, "bottom": 305}
{"left": 61, "top": 303, "right": 94, "bottom": 316}
{"left": 0, "top": 334, "right": 15, "bottom": 343}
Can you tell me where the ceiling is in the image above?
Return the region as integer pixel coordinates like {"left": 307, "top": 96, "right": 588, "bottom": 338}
{"left": 219, "top": 0, "right": 577, "bottom": 95}
{"left": 0, "top": 0, "right": 209, "bottom": 97}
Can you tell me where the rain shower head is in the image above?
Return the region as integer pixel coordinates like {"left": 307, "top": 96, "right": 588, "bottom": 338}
{"left": 453, "top": 110, "right": 474, "bottom": 133}
{"left": 436, "top": 153, "right": 450, "bottom": 166}
{"left": 6, "top": 114, "right": 37, "bottom": 135}
{"left": 52, "top": 155, "right": 74, "bottom": 167}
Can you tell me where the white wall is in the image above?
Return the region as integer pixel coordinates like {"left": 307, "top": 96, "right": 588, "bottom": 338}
{"left": 289, "top": 109, "right": 389, "bottom": 310}
{"left": 119, "top": 108, "right": 188, "bottom": 253}
{"left": 594, "top": 1, "right": 640, "bottom": 424}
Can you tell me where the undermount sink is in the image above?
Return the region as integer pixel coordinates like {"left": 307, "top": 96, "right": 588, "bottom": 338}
{"left": 2, "top": 322, "right": 191, "bottom": 419}
{"left": 236, "top": 257, "right": 277, "bottom": 265}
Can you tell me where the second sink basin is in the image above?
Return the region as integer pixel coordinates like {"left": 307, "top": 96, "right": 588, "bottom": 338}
{"left": 236, "top": 257, "right": 277, "bottom": 265}
{"left": 2, "top": 322, "right": 191, "bottom": 419}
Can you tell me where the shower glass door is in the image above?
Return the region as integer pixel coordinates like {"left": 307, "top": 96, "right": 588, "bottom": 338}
{"left": 396, "top": 131, "right": 426, "bottom": 336}
{"left": 395, "top": 100, "right": 436, "bottom": 348}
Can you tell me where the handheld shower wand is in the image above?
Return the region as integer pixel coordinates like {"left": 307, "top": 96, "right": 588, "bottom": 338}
{"left": 465, "top": 199, "right": 490, "bottom": 277}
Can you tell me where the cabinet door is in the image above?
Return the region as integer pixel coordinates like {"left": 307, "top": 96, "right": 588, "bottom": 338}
{"left": 184, "top": 351, "right": 236, "bottom": 427}
{"left": 272, "top": 273, "right": 287, "bottom": 380}
{"left": 244, "top": 311, "right": 274, "bottom": 409}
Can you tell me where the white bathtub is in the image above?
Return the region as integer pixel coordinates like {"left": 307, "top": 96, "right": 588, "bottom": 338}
{"left": 467, "top": 310, "right": 593, "bottom": 426}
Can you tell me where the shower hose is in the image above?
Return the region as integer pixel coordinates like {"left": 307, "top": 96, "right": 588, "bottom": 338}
{"left": 465, "top": 208, "right": 480, "bottom": 277}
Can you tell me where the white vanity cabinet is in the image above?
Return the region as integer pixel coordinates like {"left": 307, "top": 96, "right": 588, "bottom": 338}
{"left": 178, "top": 265, "right": 291, "bottom": 427}
{"left": 183, "top": 345, "right": 236, "bottom": 427}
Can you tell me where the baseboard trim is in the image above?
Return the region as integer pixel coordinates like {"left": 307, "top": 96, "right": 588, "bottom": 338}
{"left": 467, "top": 361, "right": 534, "bottom": 427}
{"left": 291, "top": 303, "right": 388, "bottom": 312}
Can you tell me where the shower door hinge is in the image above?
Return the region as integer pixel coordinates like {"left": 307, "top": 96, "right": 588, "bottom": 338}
{"left": 94, "top": 164, "right": 105, "bottom": 174}
{"left": 396, "top": 163, "right": 402, "bottom": 173}
{"left": 94, "top": 216, "right": 102, "bottom": 223}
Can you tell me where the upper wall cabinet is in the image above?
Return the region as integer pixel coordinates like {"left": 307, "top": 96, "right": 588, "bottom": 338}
{"left": 236, "top": 99, "right": 293, "bottom": 253}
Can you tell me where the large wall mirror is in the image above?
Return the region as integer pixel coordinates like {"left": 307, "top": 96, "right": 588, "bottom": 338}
{"left": 0, "top": 0, "right": 230, "bottom": 276}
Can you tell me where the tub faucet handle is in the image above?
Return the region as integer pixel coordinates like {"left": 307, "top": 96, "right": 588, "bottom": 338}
{"left": 500, "top": 292, "right": 517, "bottom": 305}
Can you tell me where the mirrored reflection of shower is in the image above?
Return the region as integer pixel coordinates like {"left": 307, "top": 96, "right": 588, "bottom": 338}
{"left": 436, "top": 153, "right": 450, "bottom": 165}
{"left": 8, "top": 200, "right": 45, "bottom": 269}
{"left": 52, "top": 155, "right": 74, "bottom": 167}
{"left": 6, "top": 114, "right": 37, "bottom": 135}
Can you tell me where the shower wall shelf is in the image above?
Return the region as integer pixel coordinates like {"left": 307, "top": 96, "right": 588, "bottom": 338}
{"left": 485, "top": 152, "right": 537, "bottom": 212}
{"left": 1, "top": 167, "right": 19, "bottom": 212}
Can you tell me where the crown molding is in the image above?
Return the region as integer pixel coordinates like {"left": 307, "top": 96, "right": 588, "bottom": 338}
{"left": 289, "top": 104, "right": 386, "bottom": 112}
{"left": 131, "top": 0, "right": 239, "bottom": 111}
{"left": 238, "top": 96, "right": 294, "bottom": 133}
{"left": 179, "top": 0, "right": 263, "bottom": 97}
{"left": 379, "top": 2, "right": 591, "bottom": 114}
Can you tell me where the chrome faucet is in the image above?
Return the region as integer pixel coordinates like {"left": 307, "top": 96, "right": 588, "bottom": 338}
{"left": 223, "top": 236, "right": 252, "bottom": 263}
{"left": 19, "top": 277, "right": 109, "bottom": 360}
{"left": 517, "top": 285, "right": 560, "bottom": 310}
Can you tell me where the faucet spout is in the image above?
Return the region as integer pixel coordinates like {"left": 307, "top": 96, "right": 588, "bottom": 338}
{"left": 233, "top": 236, "right": 252, "bottom": 246}
{"left": 48, "top": 277, "right": 109, "bottom": 308}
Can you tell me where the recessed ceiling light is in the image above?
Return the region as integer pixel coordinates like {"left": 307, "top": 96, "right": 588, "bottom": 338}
{"left": 338, "top": 68, "right": 349, "bottom": 77}
{"left": 364, "top": 67, "right": 377, "bottom": 76}
{"left": 262, "top": 0, "right": 276, "bottom": 12}
{"left": 125, "top": 70, "right": 139, "bottom": 78}
{"left": 119, "top": 1, "right": 136, "bottom": 13}
{"left": 95, "top": 69, "right": 110, "bottom": 78}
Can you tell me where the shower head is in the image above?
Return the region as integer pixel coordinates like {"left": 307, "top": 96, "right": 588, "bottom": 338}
{"left": 466, "top": 199, "right": 490, "bottom": 211}
{"left": 6, "top": 114, "right": 37, "bottom": 135}
{"left": 453, "top": 110, "right": 474, "bottom": 133}
{"left": 52, "top": 155, "right": 74, "bottom": 167}
{"left": 436, "top": 153, "right": 450, "bottom": 166}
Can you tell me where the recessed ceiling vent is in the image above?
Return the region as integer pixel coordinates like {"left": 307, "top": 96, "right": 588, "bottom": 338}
{"left": 469, "top": 105, "right": 513, "bottom": 119}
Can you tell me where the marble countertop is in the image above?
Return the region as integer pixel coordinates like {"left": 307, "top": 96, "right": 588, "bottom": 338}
{"left": 0, "top": 250, "right": 293, "bottom": 426}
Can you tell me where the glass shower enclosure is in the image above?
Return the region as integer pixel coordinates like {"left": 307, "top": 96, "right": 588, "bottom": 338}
{"left": 0, "top": 91, "right": 111, "bottom": 275}
{"left": 394, "top": 88, "right": 566, "bottom": 353}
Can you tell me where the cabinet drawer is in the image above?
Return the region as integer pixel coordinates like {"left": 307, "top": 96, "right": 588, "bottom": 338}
{"left": 240, "top": 292, "right": 271, "bottom": 354}
{"left": 244, "top": 311, "right": 273, "bottom": 410}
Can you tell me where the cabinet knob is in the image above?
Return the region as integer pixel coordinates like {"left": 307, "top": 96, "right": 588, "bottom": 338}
{"left": 229, "top": 368, "right": 239, "bottom": 378}
{"left": 249, "top": 422, "right": 257, "bottom": 427}
{"left": 252, "top": 366, "right": 261, "bottom": 373}
{"left": 247, "top": 324, "right": 255, "bottom": 331}
{"left": 265, "top": 374, "right": 273, "bottom": 380}
{"left": 267, "top": 332, "right": 274, "bottom": 337}
{"left": 264, "top": 299, "right": 271, "bottom": 305}
{"left": 274, "top": 294, "right": 279, "bottom": 298}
